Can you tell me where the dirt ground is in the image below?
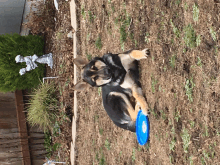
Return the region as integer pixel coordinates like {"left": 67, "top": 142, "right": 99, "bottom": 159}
{"left": 41, "top": 0, "right": 220, "bottom": 164}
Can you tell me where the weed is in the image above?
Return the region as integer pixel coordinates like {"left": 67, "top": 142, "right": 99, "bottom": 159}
{"left": 145, "top": 143, "right": 150, "bottom": 150}
{"left": 174, "top": 93, "right": 177, "bottom": 99}
{"left": 201, "top": 156, "right": 206, "bottom": 165}
{"left": 145, "top": 32, "right": 150, "bottom": 43}
{"left": 169, "top": 137, "right": 176, "bottom": 151}
{"left": 56, "top": 32, "right": 64, "bottom": 40}
{"left": 214, "top": 46, "right": 219, "bottom": 56}
{"left": 114, "top": 17, "right": 119, "bottom": 25}
{"left": 197, "top": 57, "right": 202, "bottom": 67}
{"left": 184, "top": 2, "right": 189, "bottom": 11}
{"left": 149, "top": 108, "right": 157, "bottom": 118}
{"left": 152, "top": 56, "right": 154, "bottom": 61}
{"left": 86, "top": 54, "right": 92, "bottom": 60}
{"left": 169, "top": 155, "right": 174, "bottom": 164}
{"left": 65, "top": 78, "right": 70, "bottom": 87}
{"left": 174, "top": 110, "right": 181, "bottom": 122}
{"left": 171, "top": 126, "right": 175, "bottom": 135}
{"left": 189, "top": 156, "right": 194, "bottom": 165}
{"left": 203, "top": 125, "right": 209, "bottom": 137}
{"left": 121, "top": 42, "right": 125, "bottom": 51}
{"left": 99, "top": 128, "right": 103, "bottom": 135}
{"left": 86, "top": 33, "right": 91, "bottom": 42}
{"left": 163, "top": 67, "right": 167, "bottom": 72}
{"left": 111, "top": 5, "right": 115, "bottom": 12}
{"left": 210, "top": 27, "right": 216, "bottom": 41}
{"left": 96, "top": 148, "right": 105, "bottom": 165}
{"left": 196, "top": 34, "right": 201, "bottom": 46}
{"left": 151, "top": 75, "right": 158, "bottom": 93}
{"left": 88, "top": 10, "right": 96, "bottom": 22}
{"left": 170, "top": 19, "right": 180, "bottom": 38}
{"left": 181, "top": 128, "right": 191, "bottom": 153}
{"left": 98, "top": 87, "right": 102, "bottom": 96}
{"left": 170, "top": 54, "right": 176, "bottom": 69}
{"left": 203, "top": 150, "right": 210, "bottom": 160}
{"left": 155, "top": 134, "right": 161, "bottom": 141}
{"left": 132, "top": 148, "right": 136, "bottom": 162}
{"left": 160, "top": 110, "right": 167, "bottom": 120}
{"left": 183, "top": 48, "right": 187, "bottom": 53}
{"left": 193, "top": 3, "right": 199, "bottom": 22}
{"left": 119, "top": 24, "right": 127, "bottom": 50}
{"left": 159, "top": 85, "right": 162, "bottom": 92}
{"left": 105, "top": 139, "right": 110, "bottom": 150}
{"left": 95, "top": 115, "right": 99, "bottom": 122}
{"left": 134, "top": 39, "right": 138, "bottom": 48}
{"left": 119, "top": 12, "right": 131, "bottom": 50}
{"left": 81, "top": 6, "right": 86, "bottom": 19}
{"left": 184, "top": 24, "right": 197, "bottom": 48}
{"left": 175, "top": 0, "right": 181, "bottom": 6}
{"left": 117, "top": 151, "right": 122, "bottom": 162}
{"left": 95, "top": 36, "right": 102, "bottom": 50}
{"left": 185, "top": 77, "right": 195, "bottom": 102}
{"left": 190, "top": 120, "right": 195, "bottom": 128}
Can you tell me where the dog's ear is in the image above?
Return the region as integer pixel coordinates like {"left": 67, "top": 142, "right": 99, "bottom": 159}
{"left": 73, "top": 57, "right": 89, "bottom": 68}
{"left": 73, "top": 81, "right": 90, "bottom": 91}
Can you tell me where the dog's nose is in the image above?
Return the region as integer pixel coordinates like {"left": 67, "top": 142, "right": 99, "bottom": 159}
{"left": 104, "top": 67, "right": 111, "bottom": 75}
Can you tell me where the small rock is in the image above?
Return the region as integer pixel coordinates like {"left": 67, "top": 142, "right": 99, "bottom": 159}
{"left": 54, "top": 0, "right": 59, "bottom": 10}
{"left": 67, "top": 31, "right": 73, "bottom": 39}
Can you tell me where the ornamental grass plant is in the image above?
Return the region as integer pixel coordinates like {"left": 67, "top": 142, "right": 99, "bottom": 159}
{"left": 26, "top": 82, "right": 58, "bottom": 132}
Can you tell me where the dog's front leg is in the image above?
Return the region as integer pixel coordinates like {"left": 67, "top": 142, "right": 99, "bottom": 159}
{"left": 132, "top": 85, "right": 148, "bottom": 116}
{"left": 129, "top": 48, "right": 150, "bottom": 60}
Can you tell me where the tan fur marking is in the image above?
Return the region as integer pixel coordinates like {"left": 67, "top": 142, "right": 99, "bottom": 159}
{"left": 95, "top": 60, "right": 106, "bottom": 68}
{"left": 110, "top": 92, "right": 138, "bottom": 121}
{"left": 132, "top": 87, "right": 148, "bottom": 115}
{"left": 130, "top": 50, "right": 145, "bottom": 60}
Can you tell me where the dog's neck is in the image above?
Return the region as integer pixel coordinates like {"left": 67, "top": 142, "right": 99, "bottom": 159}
{"left": 103, "top": 53, "right": 126, "bottom": 86}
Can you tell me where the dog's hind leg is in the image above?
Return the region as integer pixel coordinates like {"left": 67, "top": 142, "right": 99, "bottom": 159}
{"left": 109, "top": 92, "right": 138, "bottom": 121}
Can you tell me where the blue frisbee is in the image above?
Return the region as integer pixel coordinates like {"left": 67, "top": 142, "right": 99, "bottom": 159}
{"left": 136, "top": 110, "right": 150, "bottom": 145}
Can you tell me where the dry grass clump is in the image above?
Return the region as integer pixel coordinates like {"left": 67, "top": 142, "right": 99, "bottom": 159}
{"left": 27, "top": 82, "right": 58, "bottom": 132}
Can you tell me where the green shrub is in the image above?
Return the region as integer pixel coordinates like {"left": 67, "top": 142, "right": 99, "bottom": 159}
{"left": 0, "top": 33, "right": 45, "bottom": 92}
{"left": 26, "top": 82, "right": 58, "bottom": 132}
{"left": 44, "top": 131, "right": 61, "bottom": 158}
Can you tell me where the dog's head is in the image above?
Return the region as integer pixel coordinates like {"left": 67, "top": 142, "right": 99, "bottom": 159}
{"left": 73, "top": 57, "right": 112, "bottom": 91}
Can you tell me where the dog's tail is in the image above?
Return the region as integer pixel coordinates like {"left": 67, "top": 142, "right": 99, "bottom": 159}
{"left": 127, "top": 121, "right": 136, "bottom": 132}
{"left": 114, "top": 120, "right": 136, "bottom": 132}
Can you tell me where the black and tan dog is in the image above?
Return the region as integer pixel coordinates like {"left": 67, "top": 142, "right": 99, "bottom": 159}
{"left": 73, "top": 49, "right": 149, "bottom": 132}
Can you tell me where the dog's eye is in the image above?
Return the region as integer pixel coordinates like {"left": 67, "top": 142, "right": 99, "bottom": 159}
{"left": 92, "top": 76, "right": 98, "bottom": 82}
{"left": 91, "top": 65, "right": 97, "bottom": 70}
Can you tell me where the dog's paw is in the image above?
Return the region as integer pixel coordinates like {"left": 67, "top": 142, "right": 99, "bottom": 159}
{"left": 142, "top": 109, "right": 148, "bottom": 116}
{"left": 135, "top": 102, "right": 141, "bottom": 111}
{"left": 142, "top": 48, "right": 150, "bottom": 58}
{"left": 136, "top": 102, "right": 148, "bottom": 116}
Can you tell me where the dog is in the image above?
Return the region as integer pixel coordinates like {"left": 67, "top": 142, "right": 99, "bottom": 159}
{"left": 73, "top": 49, "right": 149, "bottom": 132}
